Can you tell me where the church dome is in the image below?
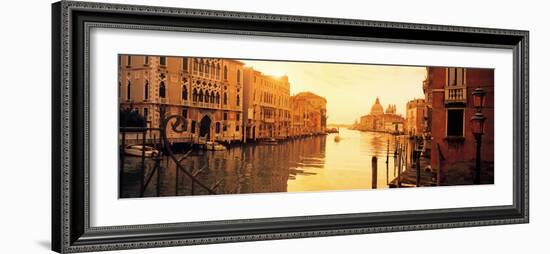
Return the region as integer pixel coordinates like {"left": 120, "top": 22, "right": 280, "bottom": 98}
{"left": 370, "top": 97, "right": 384, "bottom": 115}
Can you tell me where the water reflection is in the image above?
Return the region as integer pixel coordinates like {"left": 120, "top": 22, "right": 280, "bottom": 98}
{"left": 120, "top": 129, "right": 403, "bottom": 198}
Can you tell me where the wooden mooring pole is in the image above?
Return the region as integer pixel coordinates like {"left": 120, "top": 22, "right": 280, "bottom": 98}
{"left": 393, "top": 136, "right": 398, "bottom": 175}
{"left": 397, "top": 144, "right": 402, "bottom": 187}
{"left": 386, "top": 139, "right": 389, "bottom": 185}
{"left": 120, "top": 132, "right": 126, "bottom": 197}
{"left": 372, "top": 156, "right": 378, "bottom": 189}
{"left": 405, "top": 140, "right": 409, "bottom": 173}
{"left": 157, "top": 163, "right": 161, "bottom": 197}
{"left": 139, "top": 131, "right": 146, "bottom": 197}
{"left": 175, "top": 157, "right": 179, "bottom": 196}
{"left": 416, "top": 153, "right": 421, "bottom": 187}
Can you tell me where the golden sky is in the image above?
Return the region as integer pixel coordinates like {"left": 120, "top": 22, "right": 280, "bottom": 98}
{"left": 243, "top": 60, "right": 427, "bottom": 125}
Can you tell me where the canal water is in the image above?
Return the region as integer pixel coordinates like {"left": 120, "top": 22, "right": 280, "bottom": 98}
{"left": 120, "top": 129, "right": 406, "bottom": 198}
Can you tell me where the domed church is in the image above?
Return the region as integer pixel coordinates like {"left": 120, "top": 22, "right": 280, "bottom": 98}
{"left": 356, "top": 97, "right": 405, "bottom": 133}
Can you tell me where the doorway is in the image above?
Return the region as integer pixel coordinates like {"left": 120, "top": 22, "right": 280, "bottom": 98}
{"left": 199, "top": 115, "right": 212, "bottom": 138}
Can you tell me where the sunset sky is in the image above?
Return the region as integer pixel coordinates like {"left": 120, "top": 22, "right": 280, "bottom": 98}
{"left": 243, "top": 60, "right": 427, "bottom": 125}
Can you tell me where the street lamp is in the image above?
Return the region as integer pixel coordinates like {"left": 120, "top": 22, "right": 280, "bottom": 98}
{"left": 470, "top": 87, "right": 486, "bottom": 184}
{"left": 472, "top": 88, "right": 487, "bottom": 110}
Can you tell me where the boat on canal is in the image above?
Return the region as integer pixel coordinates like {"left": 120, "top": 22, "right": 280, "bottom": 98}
{"left": 260, "top": 138, "right": 278, "bottom": 145}
{"left": 326, "top": 127, "right": 340, "bottom": 134}
{"left": 124, "top": 145, "right": 160, "bottom": 157}
{"left": 204, "top": 141, "right": 227, "bottom": 151}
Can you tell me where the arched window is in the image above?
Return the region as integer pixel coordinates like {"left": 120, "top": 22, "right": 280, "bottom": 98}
{"left": 192, "top": 88, "right": 198, "bottom": 102}
{"left": 223, "top": 66, "right": 228, "bottom": 80}
{"left": 237, "top": 70, "right": 241, "bottom": 83}
{"left": 210, "top": 92, "right": 215, "bottom": 103}
{"left": 205, "top": 61, "right": 209, "bottom": 74}
{"left": 193, "top": 59, "right": 198, "bottom": 73}
{"left": 215, "top": 122, "right": 221, "bottom": 133}
{"left": 236, "top": 95, "right": 240, "bottom": 106}
{"left": 198, "top": 89, "right": 204, "bottom": 102}
{"left": 223, "top": 93, "right": 227, "bottom": 105}
{"left": 211, "top": 63, "right": 215, "bottom": 76}
{"left": 182, "top": 85, "right": 188, "bottom": 100}
{"left": 159, "top": 81, "right": 166, "bottom": 98}
{"left": 216, "top": 92, "right": 220, "bottom": 104}
{"left": 144, "top": 80, "right": 149, "bottom": 100}
{"left": 182, "top": 57, "right": 188, "bottom": 71}
{"left": 126, "top": 81, "right": 131, "bottom": 100}
{"left": 199, "top": 60, "right": 203, "bottom": 73}
{"left": 216, "top": 64, "right": 221, "bottom": 79}
{"left": 204, "top": 91, "right": 210, "bottom": 103}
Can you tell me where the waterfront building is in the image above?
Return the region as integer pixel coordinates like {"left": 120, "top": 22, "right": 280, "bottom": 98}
{"left": 357, "top": 98, "right": 405, "bottom": 133}
{"left": 118, "top": 55, "right": 244, "bottom": 144}
{"left": 406, "top": 98, "right": 427, "bottom": 136}
{"left": 242, "top": 68, "right": 291, "bottom": 141}
{"left": 423, "top": 67, "right": 494, "bottom": 183}
{"left": 289, "top": 92, "right": 327, "bottom": 137}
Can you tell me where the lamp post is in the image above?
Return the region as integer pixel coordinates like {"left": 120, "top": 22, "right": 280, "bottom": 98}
{"left": 413, "top": 147, "right": 422, "bottom": 187}
{"left": 470, "top": 88, "right": 486, "bottom": 184}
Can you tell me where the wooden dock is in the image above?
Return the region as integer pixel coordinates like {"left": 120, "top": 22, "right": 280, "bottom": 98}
{"left": 389, "top": 156, "right": 437, "bottom": 188}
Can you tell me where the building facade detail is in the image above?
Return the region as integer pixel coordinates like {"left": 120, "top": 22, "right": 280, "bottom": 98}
{"left": 289, "top": 92, "right": 327, "bottom": 137}
{"left": 242, "top": 68, "right": 292, "bottom": 141}
{"left": 120, "top": 55, "right": 328, "bottom": 145}
{"left": 119, "top": 55, "right": 244, "bottom": 144}
{"left": 423, "top": 67, "right": 494, "bottom": 182}
{"left": 405, "top": 98, "right": 427, "bottom": 136}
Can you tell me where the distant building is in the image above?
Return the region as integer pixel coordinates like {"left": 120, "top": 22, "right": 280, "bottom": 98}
{"left": 118, "top": 55, "right": 244, "bottom": 144}
{"left": 290, "top": 92, "right": 327, "bottom": 136}
{"left": 357, "top": 97, "right": 405, "bottom": 133}
{"left": 242, "top": 68, "right": 291, "bottom": 141}
{"left": 406, "top": 98, "right": 426, "bottom": 136}
{"left": 423, "top": 67, "right": 494, "bottom": 183}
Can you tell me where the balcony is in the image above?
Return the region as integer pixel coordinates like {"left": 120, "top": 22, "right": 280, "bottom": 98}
{"left": 159, "top": 98, "right": 168, "bottom": 104}
{"left": 444, "top": 86, "right": 467, "bottom": 105}
{"left": 191, "top": 101, "right": 222, "bottom": 110}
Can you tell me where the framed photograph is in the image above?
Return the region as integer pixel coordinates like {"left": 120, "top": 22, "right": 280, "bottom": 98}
{"left": 52, "top": 1, "right": 529, "bottom": 253}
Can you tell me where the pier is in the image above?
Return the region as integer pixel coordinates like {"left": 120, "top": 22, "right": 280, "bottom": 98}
{"left": 387, "top": 135, "right": 438, "bottom": 188}
{"left": 388, "top": 155, "right": 436, "bottom": 188}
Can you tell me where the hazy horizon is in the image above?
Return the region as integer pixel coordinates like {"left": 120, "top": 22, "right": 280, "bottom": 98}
{"left": 243, "top": 60, "right": 426, "bottom": 125}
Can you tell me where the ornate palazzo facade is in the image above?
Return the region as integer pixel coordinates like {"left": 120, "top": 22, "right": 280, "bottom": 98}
{"left": 243, "top": 68, "right": 291, "bottom": 141}
{"left": 119, "top": 55, "right": 244, "bottom": 144}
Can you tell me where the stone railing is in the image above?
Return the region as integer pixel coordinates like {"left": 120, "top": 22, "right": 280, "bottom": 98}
{"left": 444, "top": 86, "right": 467, "bottom": 104}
